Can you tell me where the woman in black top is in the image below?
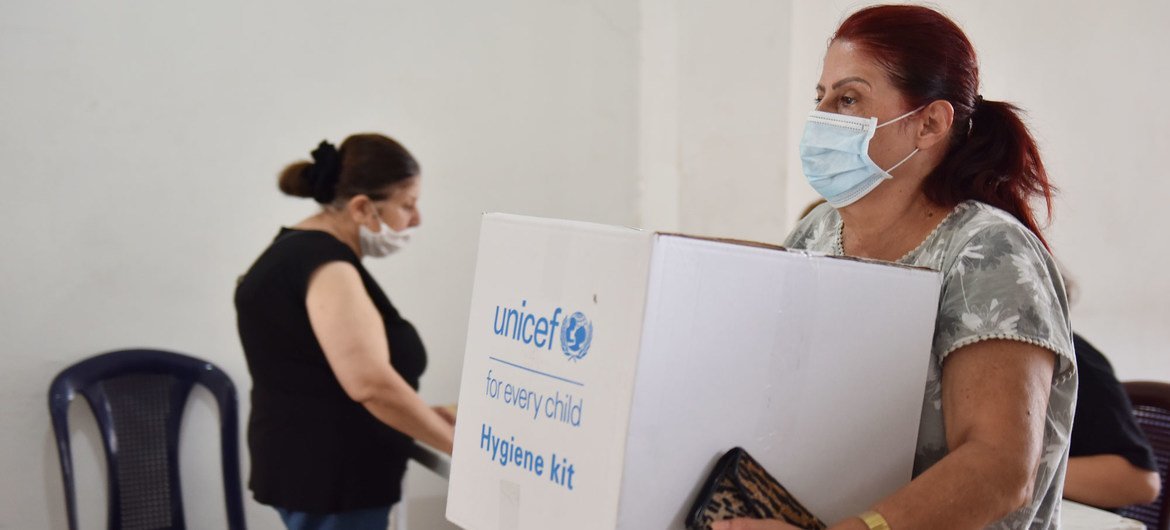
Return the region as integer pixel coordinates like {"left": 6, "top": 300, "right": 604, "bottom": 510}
{"left": 235, "top": 133, "right": 455, "bottom": 530}
{"left": 1064, "top": 333, "right": 1160, "bottom": 508}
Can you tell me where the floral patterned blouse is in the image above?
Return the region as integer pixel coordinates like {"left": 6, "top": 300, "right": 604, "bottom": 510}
{"left": 785, "top": 200, "right": 1076, "bottom": 529}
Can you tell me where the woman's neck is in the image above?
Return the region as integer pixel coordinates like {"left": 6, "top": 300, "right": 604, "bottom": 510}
{"left": 294, "top": 210, "right": 363, "bottom": 257}
{"left": 838, "top": 193, "right": 951, "bottom": 262}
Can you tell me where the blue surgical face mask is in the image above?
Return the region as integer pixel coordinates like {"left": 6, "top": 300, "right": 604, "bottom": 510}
{"left": 799, "top": 106, "right": 923, "bottom": 207}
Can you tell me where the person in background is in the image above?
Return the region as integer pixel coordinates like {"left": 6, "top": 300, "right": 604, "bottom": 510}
{"left": 1060, "top": 269, "right": 1160, "bottom": 508}
{"left": 717, "top": 4, "right": 1075, "bottom": 529}
{"left": 235, "top": 133, "right": 456, "bottom": 530}
{"left": 1065, "top": 333, "right": 1160, "bottom": 508}
{"left": 1057, "top": 272, "right": 1165, "bottom": 503}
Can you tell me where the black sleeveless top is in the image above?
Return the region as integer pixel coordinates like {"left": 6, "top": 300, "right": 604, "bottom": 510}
{"left": 234, "top": 228, "right": 427, "bottom": 512}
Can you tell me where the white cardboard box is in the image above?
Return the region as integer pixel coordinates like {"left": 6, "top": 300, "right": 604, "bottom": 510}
{"left": 446, "top": 214, "right": 941, "bottom": 529}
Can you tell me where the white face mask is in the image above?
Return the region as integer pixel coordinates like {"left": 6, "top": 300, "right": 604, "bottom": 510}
{"left": 359, "top": 208, "right": 413, "bottom": 258}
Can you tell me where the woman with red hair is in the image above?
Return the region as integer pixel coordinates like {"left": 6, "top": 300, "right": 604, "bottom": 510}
{"left": 717, "top": 5, "right": 1074, "bottom": 530}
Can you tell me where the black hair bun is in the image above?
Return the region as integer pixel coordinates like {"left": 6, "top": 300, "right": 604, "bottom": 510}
{"left": 304, "top": 140, "right": 341, "bottom": 204}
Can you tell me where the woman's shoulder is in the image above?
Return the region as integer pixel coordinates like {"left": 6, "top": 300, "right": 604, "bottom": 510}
{"left": 240, "top": 229, "right": 358, "bottom": 291}
{"left": 921, "top": 200, "right": 1051, "bottom": 268}
{"left": 929, "top": 201, "right": 1072, "bottom": 350}
{"left": 783, "top": 201, "right": 839, "bottom": 252}
{"left": 270, "top": 228, "right": 357, "bottom": 262}
{"left": 948, "top": 201, "right": 1041, "bottom": 241}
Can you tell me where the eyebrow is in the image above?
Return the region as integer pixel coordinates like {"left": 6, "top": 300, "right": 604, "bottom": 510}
{"left": 815, "top": 76, "right": 872, "bottom": 92}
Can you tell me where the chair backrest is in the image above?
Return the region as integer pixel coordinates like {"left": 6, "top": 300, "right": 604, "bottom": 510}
{"left": 1118, "top": 380, "right": 1170, "bottom": 530}
{"left": 48, "top": 349, "right": 246, "bottom": 530}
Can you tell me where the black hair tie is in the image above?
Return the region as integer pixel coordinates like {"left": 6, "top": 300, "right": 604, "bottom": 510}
{"left": 304, "top": 140, "right": 341, "bottom": 204}
{"left": 966, "top": 95, "right": 985, "bottom": 139}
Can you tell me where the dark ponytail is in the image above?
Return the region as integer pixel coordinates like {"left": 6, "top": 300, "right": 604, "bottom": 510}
{"left": 924, "top": 98, "right": 1053, "bottom": 248}
{"left": 834, "top": 5, "right": 1055, "bottom": 248}
{"left": 277, "top": 133, "right": 420, "bottom": 205}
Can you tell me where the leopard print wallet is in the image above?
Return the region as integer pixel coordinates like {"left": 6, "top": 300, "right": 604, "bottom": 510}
{"left": 685, "top": 447, "right": 827, "bottom": 530}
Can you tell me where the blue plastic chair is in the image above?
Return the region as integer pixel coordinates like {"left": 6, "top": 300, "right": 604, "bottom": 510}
{"left": 48, "top": 349, "right": 246, "bottom": 530}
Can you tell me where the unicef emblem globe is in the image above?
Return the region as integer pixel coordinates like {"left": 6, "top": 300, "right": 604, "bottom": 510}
{"left": 559, "top": 311, "right": 593, "bottom": 361}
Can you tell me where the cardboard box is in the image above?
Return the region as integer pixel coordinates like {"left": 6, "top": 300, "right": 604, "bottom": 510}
{"left": 446, "top": 214, "right": 940, "bottom": 529}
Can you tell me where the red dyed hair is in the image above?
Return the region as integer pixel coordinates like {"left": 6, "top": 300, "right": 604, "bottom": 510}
{"left": 833, "top": 5, "right": 1055, "bottom": 248}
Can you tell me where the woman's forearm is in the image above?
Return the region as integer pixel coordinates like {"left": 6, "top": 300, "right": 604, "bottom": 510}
{"left": 357, "top": 375, "right": 456, "bottom": 454}
{"left": 717, "top": 441, "right": 1042, "bottom": 530}
{"left": 1064, "top": 455, "right": 1161, "bottom": 508}
{"left": 829, "top": 440, "right": 1035, "bottom": 530}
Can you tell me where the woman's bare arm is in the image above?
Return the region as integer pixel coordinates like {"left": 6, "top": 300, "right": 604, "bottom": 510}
{"left": 306, "top": 261, "right": 455, "bottom": 454}
{"left": 718, "top": 339, "right": 1057, "bottom": 530}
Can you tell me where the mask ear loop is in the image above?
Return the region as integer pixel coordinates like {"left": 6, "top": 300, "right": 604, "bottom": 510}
{"left": 365, "top": 201, "right": 387, "bottom": 231}
{"left": 875, "top": 104, "right": 926, "bottom": 177}
{"left": 882, "top": 148, "right": 920, "bottom": 178}
{"left": 875, "top": 104, "right": 927, "bottom": 129}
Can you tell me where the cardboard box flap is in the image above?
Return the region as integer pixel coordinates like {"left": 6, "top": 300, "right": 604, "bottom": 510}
{"left": 486, "top": 212, "right": 646, "bottom": 237}
{"left": 654, "top": 232, "right": 937, "bottom": 273}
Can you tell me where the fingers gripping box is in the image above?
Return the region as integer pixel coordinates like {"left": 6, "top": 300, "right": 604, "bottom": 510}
{"left": 446, "top": 214, "right": 940, "bottom": 529}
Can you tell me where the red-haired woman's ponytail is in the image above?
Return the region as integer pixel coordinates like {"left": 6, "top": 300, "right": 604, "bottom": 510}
{"left": 925, "top": 98, "right": 1054, "bottom": 249}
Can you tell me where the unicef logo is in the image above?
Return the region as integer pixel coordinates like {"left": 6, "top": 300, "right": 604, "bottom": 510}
{"left": 559, "top": 311, "right": 593, "bottom": 361}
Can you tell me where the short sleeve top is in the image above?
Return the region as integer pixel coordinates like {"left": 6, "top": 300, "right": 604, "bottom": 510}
{"left": 785, "top": 200, "right": 1077, "bottom": 530}
{"left": 234, "top": 228, "right": 428, "bottom": 512}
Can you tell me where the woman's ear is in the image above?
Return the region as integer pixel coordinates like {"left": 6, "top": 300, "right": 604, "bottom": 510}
{"left": 345, "top": 195, "right": 376, "bottom": 227}
{"left": 916, "top": 99, "right": 955, "bottom": 150}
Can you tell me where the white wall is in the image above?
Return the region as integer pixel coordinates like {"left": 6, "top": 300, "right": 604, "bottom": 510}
{"left": 659, "top": 1, "right": 792, "bottom": 242}
{"left": 639, "top": 1, "right": 791, "bottom": 243}
{"left": 2, "top": 1, "right": 1168, "bottom": 529}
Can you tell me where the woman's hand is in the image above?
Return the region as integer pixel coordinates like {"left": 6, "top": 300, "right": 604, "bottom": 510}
{"left": 712, "top": 519, "right": 802, "bottom": 530}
